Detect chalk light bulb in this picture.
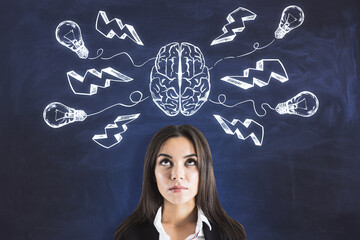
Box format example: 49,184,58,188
275,91,319,117
55,20,89,59
43,102,87,128
275,5,305,39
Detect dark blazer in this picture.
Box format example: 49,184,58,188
120,221,228,240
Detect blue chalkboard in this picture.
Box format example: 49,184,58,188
1,0,359,239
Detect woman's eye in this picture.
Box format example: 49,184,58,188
186,159,197,166
160,159,171,166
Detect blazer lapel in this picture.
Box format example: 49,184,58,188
203,223,225,240
141,222,159,240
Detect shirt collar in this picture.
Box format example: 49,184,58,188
153,206,212,235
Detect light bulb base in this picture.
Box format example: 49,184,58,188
75,45,89,59
275,28,287,39
275,102,288,114
74,110,87,122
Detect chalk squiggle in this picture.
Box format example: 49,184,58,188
88,48,105,60
209,94,275,117
88,48,155,67
209,39,275,70
87,91,149,117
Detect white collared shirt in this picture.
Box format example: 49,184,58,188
153,206,212,240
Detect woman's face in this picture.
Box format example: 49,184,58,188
154,136,199,206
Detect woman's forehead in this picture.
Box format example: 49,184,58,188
158,137,195,155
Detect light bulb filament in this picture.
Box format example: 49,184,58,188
63,30,75,42
288,98,307,111
55,110,66,121
285,14,297,26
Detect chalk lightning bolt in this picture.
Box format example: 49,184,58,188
67,67,133,96
95,10,144,46
211,7,257,46
214,114,264,146
221,59,289,90
92,113,140,149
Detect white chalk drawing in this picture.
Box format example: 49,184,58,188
209,94,275,118
66,67,133,96
55,20,89,59
89,48,156,67
43,102,87,128
86,91,149,117
92,113,141,149
43,91,148,129
150,42,210,116
45,6,319,147
210,91,319,118
95,11,144,46
209,40,275,70
275,91,319,117
275,5,305,39
213,114,264,146
221,59,288,90
211,7,257,46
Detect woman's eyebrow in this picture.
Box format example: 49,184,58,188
157,153,172,158
184,153,197,158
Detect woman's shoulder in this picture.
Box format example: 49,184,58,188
120,221,159,240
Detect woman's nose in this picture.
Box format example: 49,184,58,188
171,164,185,180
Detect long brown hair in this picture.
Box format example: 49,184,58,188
114,124,246,240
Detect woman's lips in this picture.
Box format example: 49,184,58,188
169,186,187,192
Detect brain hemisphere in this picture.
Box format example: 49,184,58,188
150,42,210,116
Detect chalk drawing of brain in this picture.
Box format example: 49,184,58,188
149,42,211,116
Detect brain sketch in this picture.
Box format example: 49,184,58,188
149,42,211,116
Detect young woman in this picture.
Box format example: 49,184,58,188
114,125,246,240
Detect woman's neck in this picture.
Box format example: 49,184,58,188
161,200,197,226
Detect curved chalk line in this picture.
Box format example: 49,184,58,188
209,39,275,70
88,48,156,67
209,94,275,117
87,91,149,117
